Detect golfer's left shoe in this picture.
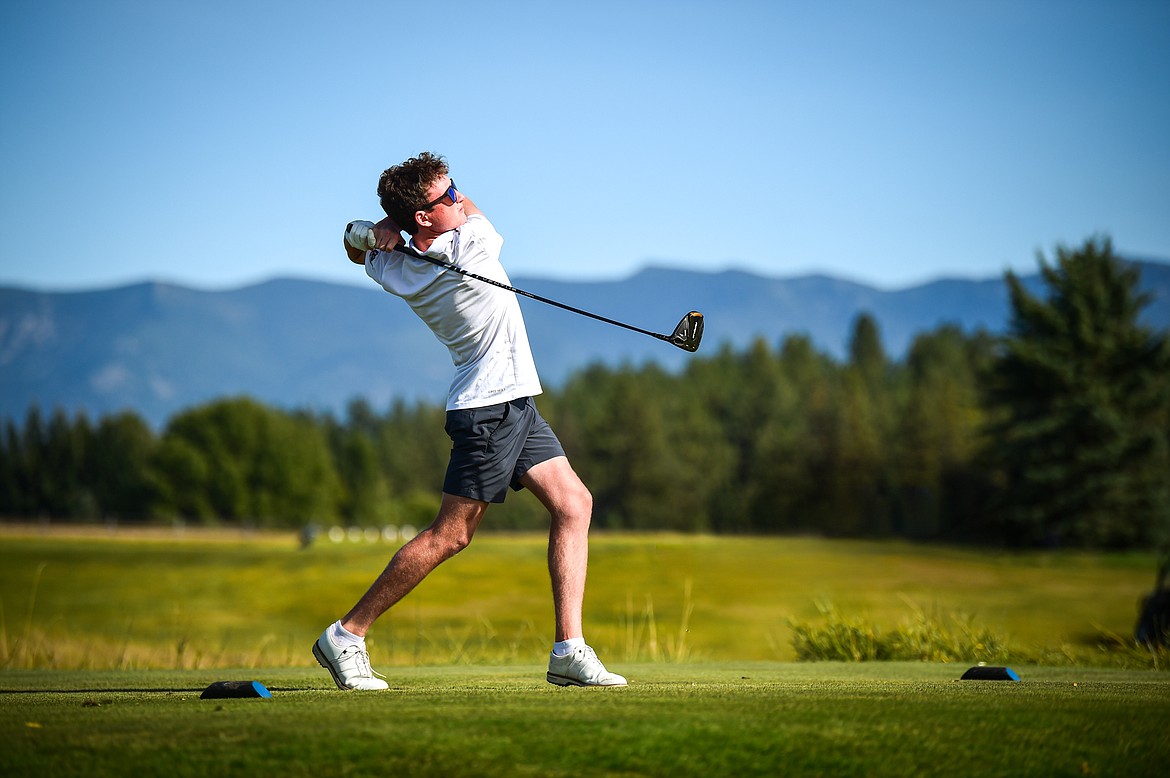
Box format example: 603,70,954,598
312,630,389,691
547,645,627,687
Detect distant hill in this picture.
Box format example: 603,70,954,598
2,259,1167,427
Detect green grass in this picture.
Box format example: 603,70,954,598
2,529,1167,774
0,527,1162,670
3,663,1168,776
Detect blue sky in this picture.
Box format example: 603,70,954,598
1,0,1167,292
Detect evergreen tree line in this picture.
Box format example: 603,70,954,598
2,239,1167,548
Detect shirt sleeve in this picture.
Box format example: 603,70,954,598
454,215,504,272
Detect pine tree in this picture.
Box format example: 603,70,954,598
830,313,894,535
898,326,993,539
89,411,156,521
987,238,1170,548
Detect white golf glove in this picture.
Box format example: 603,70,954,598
345,220,377,250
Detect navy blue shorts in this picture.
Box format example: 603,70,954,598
442,397,565,504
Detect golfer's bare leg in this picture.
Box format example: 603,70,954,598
520,456,592,641
341,493,488,636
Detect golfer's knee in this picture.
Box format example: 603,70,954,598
578,487,593,523
433,523,475,557
423,516,479,558
556,484,592,529
446,534,473,557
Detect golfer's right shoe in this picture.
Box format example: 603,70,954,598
312,630,389,691
547,645,628,687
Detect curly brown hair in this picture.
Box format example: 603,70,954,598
377,152,449,235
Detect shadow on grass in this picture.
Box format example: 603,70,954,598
0,687,205,694
0,686,315,694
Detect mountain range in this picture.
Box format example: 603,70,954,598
2,259,1168,427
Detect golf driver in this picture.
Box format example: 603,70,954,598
347,223,704,352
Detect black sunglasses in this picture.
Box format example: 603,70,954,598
420,180,457,211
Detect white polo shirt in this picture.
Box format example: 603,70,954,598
364,214,543,410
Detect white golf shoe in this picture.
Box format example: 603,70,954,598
312,630,389,691
547,645,627,687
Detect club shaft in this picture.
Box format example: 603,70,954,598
407,250,671,342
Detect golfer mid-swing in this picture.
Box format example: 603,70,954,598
313,151,626,690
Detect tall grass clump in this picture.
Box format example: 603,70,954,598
1080,625,1170,672
620,578,694,662
790,599,1009,664
789,599,1170,670
1,562,50,669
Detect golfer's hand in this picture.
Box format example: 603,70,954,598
371,217,404,251
345,220,377,251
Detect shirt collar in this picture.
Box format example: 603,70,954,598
407,228,455,259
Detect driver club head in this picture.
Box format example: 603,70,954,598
669,311,704,352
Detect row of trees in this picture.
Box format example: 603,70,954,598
2,239,1168,548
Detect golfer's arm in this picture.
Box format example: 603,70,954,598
344,240,367,265
461,195,483,218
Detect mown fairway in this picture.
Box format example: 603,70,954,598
2,529,1167,774
3,663,1168,776
0,527,1160,668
